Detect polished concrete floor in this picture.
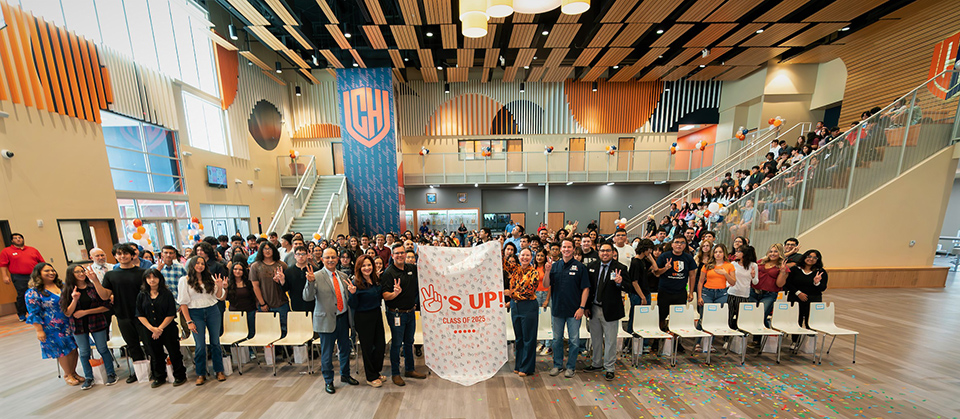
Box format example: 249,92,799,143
2,273,957,418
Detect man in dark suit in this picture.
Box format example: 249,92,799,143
304,248,358,394
583,242,627,381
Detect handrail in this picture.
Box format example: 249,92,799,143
314,176,348,240
266,155,317,234
624,122,810,234
714,69,959,250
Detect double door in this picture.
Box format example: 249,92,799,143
138,219,181,250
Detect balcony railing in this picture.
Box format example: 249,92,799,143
401,129,771,185
267,155,317,234
277,154,316,188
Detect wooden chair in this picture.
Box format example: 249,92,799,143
273,312,314,375
629,305,671,366
666,304,711,366
770,302,818,364
807,302,858,364
236,312,282,375
700,304,746,365
736,302,782,363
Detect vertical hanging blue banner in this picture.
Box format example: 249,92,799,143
336,68,400,235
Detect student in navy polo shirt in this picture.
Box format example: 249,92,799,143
653,236,697,353
544,238,589,378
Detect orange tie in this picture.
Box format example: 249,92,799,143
332,271,344,312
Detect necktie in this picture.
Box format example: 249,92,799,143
332,271,344,312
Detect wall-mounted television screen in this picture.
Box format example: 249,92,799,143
207,165,227,189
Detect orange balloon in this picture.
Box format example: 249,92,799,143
147,239,152,245
198,223,204,230
768,118,775,125
132,232,142,240
137,226,146,234
133,219,142,227
773,119,782,127
313,233,321,240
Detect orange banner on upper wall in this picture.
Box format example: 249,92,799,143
0,1,112,123
565,80,663,134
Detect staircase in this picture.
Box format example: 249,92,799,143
625,123,812,236
289,176,346,234
715,70,960,251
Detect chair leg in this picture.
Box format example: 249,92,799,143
57,360,62,378
705,337,711,365
852,335,857,364
776,335,782,364
827,335,837,354
811,335,817,364
672,336,678,367
740,336,746,365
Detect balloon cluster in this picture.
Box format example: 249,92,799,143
606,145,617,155
481,146,492,157
703,202,727,217
543,145,554,155
614,217,627,230
735,126,748,141
669,142,678,155
419,146,430,156
128,219,154,251
185,216,204,242
289,149,300,159
767,116,784,129
694,140,707,151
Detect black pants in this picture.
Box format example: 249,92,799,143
12,274,30,317
657,292,688,331
146,326,186,381
354,309,386,382
788,294,822,328
727,295,751,330
116,317,148,362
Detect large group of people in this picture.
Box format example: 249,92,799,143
3,209,828,392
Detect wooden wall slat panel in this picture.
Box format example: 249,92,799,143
14,6,44,110
68,32,93,121
38,21,63,114
0,3,23,104
47,24,76,118
28,13,55,111
3,2,30,107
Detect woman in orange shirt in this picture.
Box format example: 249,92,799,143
504,248,541,377
533,251,552,355
695,244,736,352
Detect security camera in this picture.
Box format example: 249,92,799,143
234,178,243,184
1,149,13,159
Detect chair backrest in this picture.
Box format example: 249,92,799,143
110,315,122,337
807,301,834,329
633,305,660,330
700,303,730,330
667,304,697,330
223,311,248,337
255,312,282,341
736,302,764,329
770,301,800,329
537,307,552,330
286,311,313,341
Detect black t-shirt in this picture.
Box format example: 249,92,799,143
656,252,697,294
380,263,419,310
135,289,178,327
786,253,804,265
581,249,599,266
284,265,316,312
102,266,145,319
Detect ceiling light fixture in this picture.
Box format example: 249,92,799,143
426,31,434,37
656,29,664,34
352,62,359,67
566,181,574,185
228,24,238,40
542,30,549,35
312,53,319,66
459,0,590,38
699,64,705,68
295,86,301,96
444,83,450,93
437,65,443,70
404,57,409,61
606,182,615,186
592,81,598,92
756,29,764,34
275,61,282,73
613,65,619,69
524,65,529,69
474,183,479,187
518,183,524,187
519,82,525,92
840,26,850,31
344,32,352,38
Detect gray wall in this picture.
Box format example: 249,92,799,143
940,178,960,238
405,184,670,230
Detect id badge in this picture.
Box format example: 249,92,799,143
394,316,401,327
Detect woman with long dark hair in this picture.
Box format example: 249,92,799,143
505,248,540,377
25,263,80,386
347,255,387,387
784,249,827,328
338,250,355,278
178,256,227,385
61,263,116,389
727,245,759,330
225,260,256,341
137,269,187,387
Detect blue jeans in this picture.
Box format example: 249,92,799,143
269,303,290,338
74,329,116,381
189,305,223,376
551,316,581,370
511,300,538,374
386,310,416,375
751,289,778,327
318,313,351,384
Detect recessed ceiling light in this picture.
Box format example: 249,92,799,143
566,181,574,185
404,57,409,61
658,55,663,58
518,183,524,187
437,66,442,70
840,27,850,31
613,65,619,69
756,29,764,34
426,32,433,37
606,182,615,186
542,30,549,35
533,56,538,60
524,65,529,69
474,183,479,187
344,32,352,38
699,64,705,68
656,29,664,34
352,62,358,67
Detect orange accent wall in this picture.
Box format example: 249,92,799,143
673,125,717,170
0,1,111,123
214,42,239,110
292,123,342,139
565,80,663,134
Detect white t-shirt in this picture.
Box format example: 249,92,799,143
177,276,223,309
729,262,759,298
614,243,636,267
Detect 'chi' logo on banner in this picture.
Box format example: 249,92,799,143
343,87,391,148
928,31,960,100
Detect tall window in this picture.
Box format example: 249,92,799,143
17,0,219,97
117,198,192,250
458,140,507,160
103,112,184,193
183,93,229,155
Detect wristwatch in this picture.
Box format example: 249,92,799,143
579,306,586,310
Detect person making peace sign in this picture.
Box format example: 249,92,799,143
379,243,427,386
304,248,358,394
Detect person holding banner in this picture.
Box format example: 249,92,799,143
304,248,359,394
504,248,541,377
347,255,387,387
380,244,428,386
545,239,590,378
584,243,628,380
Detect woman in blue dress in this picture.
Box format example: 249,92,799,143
25,262,80,386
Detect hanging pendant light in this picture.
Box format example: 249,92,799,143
486,0,514,18
460,0,488,38
560,0,590,15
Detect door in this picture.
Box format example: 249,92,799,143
145,219,179,250
568,138,585,172
332,142,345,175
617,137,634,171
88,220,117,264
506,139,522,172
599,211,621,235
510,212,526,230
548,212,564,233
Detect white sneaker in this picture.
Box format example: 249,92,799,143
549,367,562,376
564,369,575,378
539,347,551,355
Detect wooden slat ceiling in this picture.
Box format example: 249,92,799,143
781,44,842,64
715,66,762,81
220,0,916,84
447,67,469,82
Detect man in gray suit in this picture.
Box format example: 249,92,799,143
304,248,358,394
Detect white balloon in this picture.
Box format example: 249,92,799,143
708,202,719,213
719,207,728,215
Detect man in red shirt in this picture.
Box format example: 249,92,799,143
0,233,46,321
